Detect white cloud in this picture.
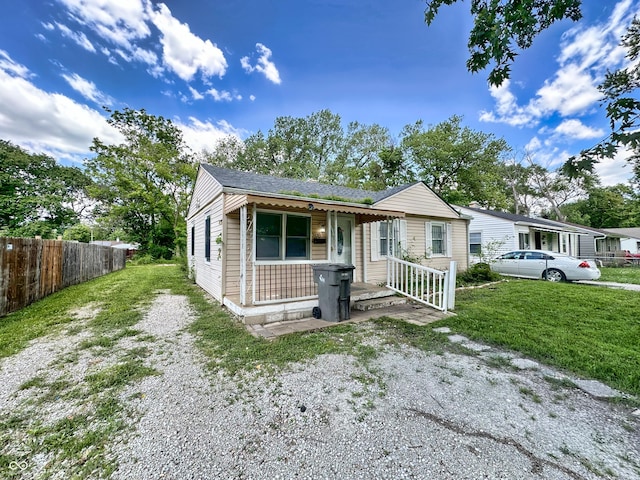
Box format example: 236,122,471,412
0,52,121,163
56,23,96,52
175,117,245,153
57,0,151,48
0,50,33,78
189,86,204,100
241,43,281,84
249,94,256,101
206,88,232,102
595,146,634,186
62,72,113,106
552,119,605,140
148,3,227,82
479,80,537,127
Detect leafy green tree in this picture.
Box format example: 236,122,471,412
327,121,394,188
62,224,92,243
86,108,197,258
400,115,510,206
0,140,91,237
560,184,639,227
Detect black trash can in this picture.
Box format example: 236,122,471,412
312,263,355,322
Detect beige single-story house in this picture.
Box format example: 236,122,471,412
187,165,469,324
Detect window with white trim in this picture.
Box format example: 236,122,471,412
370,219,407,261
425,221,452,257
256,211,310,260
469,232,482,255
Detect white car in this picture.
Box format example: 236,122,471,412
491,250,601,282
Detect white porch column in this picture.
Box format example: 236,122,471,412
240,204,247,306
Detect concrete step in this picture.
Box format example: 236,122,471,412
352,296,407,311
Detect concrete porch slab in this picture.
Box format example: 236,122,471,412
246,302,452,338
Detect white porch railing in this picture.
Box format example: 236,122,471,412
386,257,457,312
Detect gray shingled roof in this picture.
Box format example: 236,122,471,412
201,164,419,204
463,206,578,230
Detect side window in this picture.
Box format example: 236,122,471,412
431,222,446,255
204,215,211,262
190,225,195,256
469,232,481,255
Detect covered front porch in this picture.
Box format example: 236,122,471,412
222,192,404,323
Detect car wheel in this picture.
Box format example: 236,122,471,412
543,268,565,282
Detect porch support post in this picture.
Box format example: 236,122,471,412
240,204,247,306
446,260,457,311
326,210,331,261
386,216,391,285
252,203,257,305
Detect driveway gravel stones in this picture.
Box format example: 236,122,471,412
2,292,639,479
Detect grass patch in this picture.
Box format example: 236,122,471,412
599,266,640,284
438,280,640,396
0,265,185,359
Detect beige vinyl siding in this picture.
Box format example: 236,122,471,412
187,167,223,219
365,215,468,284
224,194,247,214
311,212,329,260
224,210,243,298
354,224,363,282
375,183,458,219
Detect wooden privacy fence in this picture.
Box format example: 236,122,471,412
0,237,127,317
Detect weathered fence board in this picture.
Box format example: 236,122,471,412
0,237,126,317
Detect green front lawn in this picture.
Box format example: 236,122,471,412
599,266,640,284
2,265,638,398
443,280,640,396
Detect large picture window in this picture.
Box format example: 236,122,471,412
256,212,310,261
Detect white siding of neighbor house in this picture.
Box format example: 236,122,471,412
458,208,516,261
621,237,640,254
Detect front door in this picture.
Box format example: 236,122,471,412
334,216,354,265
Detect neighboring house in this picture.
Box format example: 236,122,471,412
90,240,139,259
457,206,591,261
546,221,623,259
604,228,640,254
186,165,469,324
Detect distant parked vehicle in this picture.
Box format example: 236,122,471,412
491,250,601,282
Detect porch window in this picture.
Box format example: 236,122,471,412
518,232,530,249
469,232,482,255
371,220,406,260
205,215,211,262
256,212,310,261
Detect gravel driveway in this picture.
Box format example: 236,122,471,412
2,292,639,479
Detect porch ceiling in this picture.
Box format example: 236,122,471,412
223,193,404,222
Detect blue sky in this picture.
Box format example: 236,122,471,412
0,0,638,186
